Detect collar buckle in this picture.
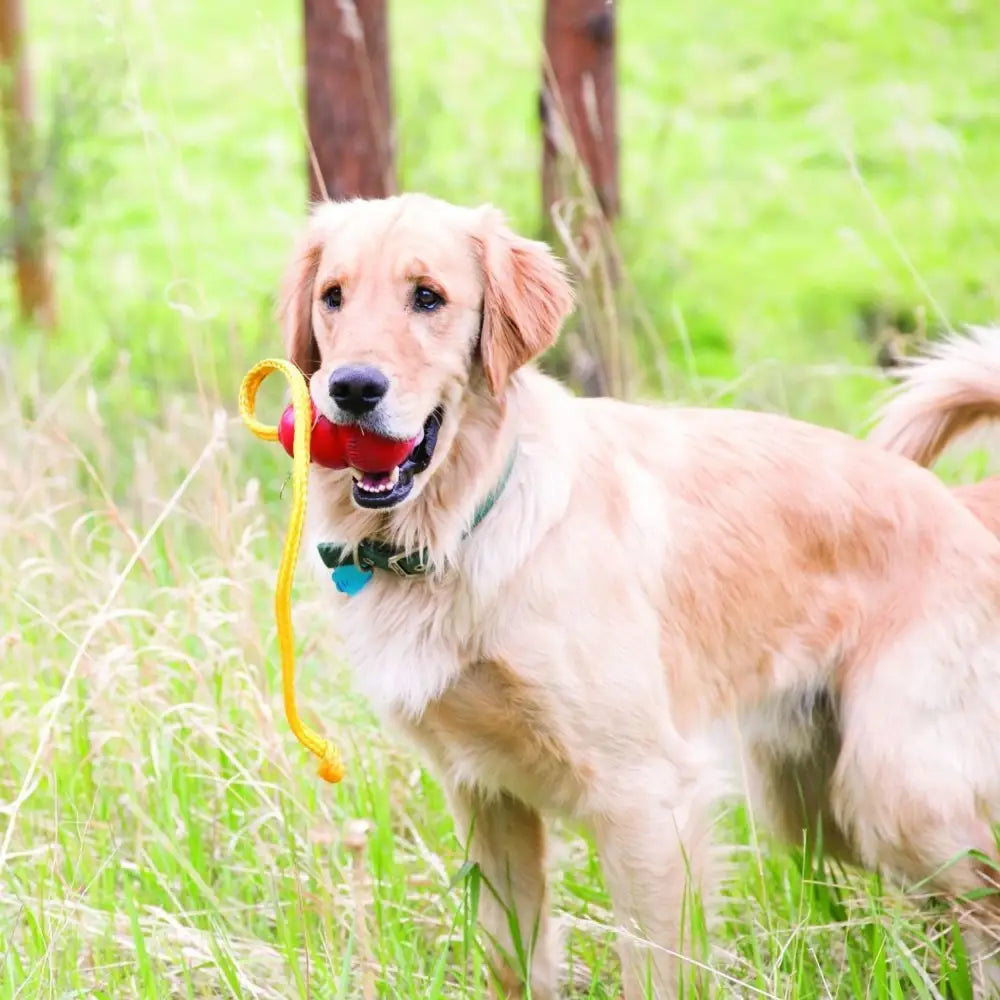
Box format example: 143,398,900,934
386,551,428,576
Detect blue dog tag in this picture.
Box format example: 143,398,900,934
332,564,373,596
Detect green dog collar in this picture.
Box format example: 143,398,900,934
316,443,518,581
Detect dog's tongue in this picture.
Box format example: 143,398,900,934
341,425,421,473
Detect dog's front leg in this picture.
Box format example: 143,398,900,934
447,786,558,999
593,771,717,1000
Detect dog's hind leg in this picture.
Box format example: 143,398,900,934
834,751,1000,996
830,625,1000,994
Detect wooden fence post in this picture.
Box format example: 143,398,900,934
0,0,56,328
541,0,619,220
303,0,395,202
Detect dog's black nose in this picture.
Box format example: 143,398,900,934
328,364,390,416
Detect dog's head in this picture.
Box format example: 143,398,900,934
279,194,574,510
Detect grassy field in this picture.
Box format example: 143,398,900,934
4,0,1000,996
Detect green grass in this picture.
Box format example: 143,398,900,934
3,0,1000,995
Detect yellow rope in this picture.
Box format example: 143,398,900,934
238,360,344,784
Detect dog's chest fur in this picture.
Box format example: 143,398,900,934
334,572,472,718
403,659,589,812
331,558,594,812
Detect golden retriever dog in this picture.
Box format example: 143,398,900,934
279,194,1000,998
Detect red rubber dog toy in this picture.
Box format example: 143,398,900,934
277,402,419,472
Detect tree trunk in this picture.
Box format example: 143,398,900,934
303,0,395,202
0,0,56,328
541,0,619,220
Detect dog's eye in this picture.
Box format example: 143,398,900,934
320,285,342,311
413,285,444,312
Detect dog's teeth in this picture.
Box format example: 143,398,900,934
356,477,392,493
389,466,400,485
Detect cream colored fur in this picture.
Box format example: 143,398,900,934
870,326,1000,539
280,195,1000,998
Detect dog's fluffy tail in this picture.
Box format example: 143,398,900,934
868,327,1000,468
869,327,1000,537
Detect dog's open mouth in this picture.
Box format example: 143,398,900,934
351,407,443,509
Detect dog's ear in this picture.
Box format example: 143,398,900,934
278,217,324,376
472,207,574,396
